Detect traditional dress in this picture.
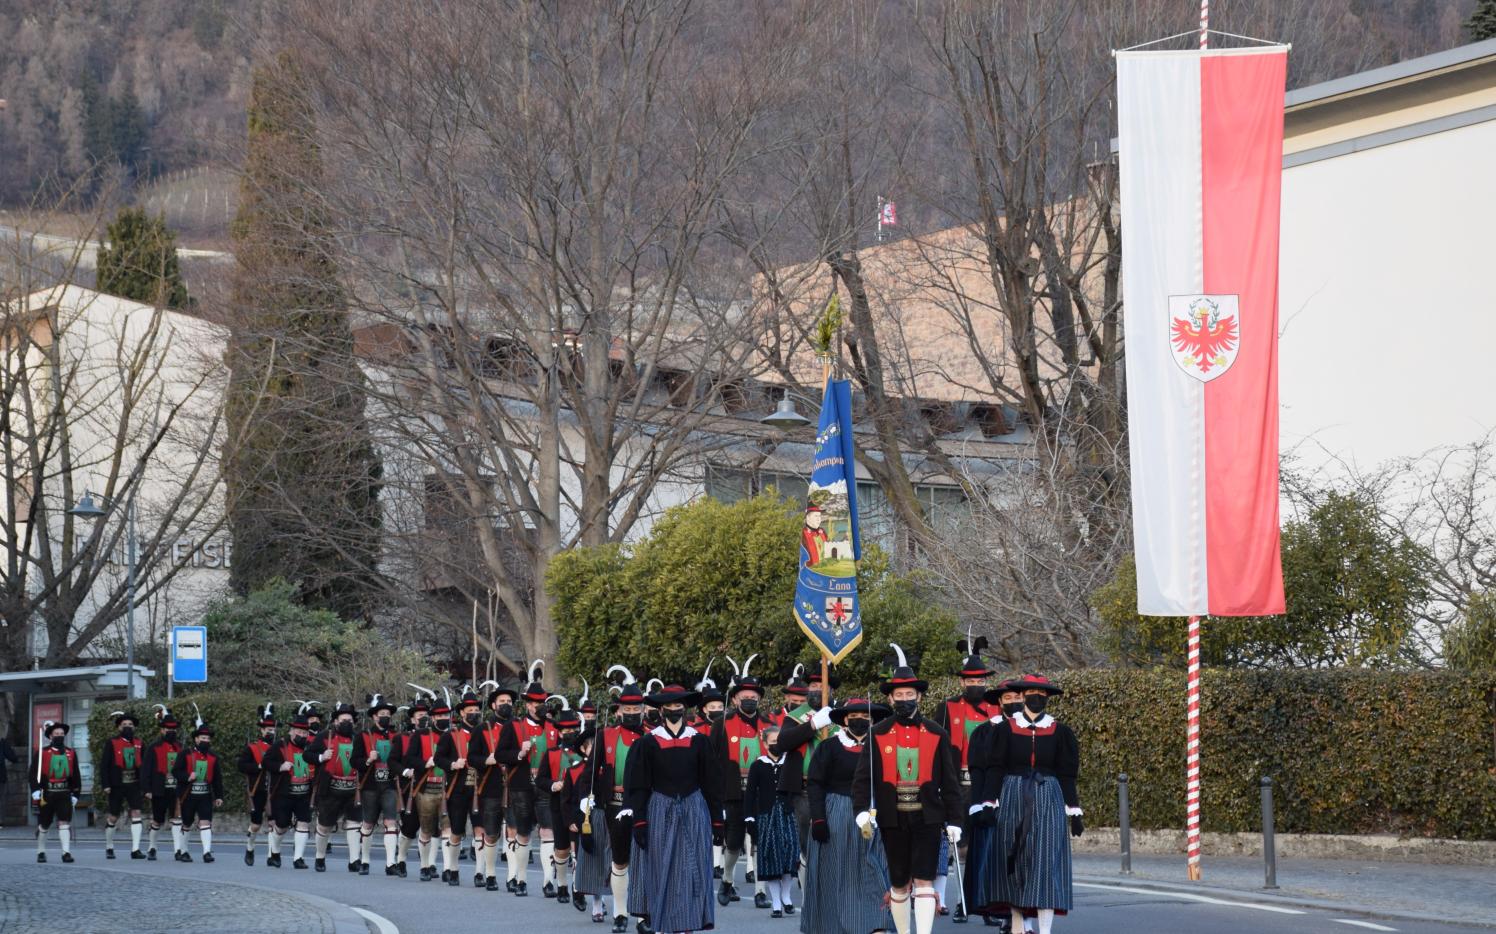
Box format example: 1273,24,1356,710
173,725,224,862
933,648,996,921
623,684,724,934
594,679,648,933
497,673,563,897
708,672,767,907
434,693,485,886
358,695,403,877
403,704,450,880
100,713,145,860
305,704,365,873
31,723,80,863
803,704,894,934
238,705,276,865
966,682,1021,926
744,753,799,915
142,713,185,860
263,719,318,869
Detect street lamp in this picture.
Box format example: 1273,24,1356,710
760,397,812,430
68,491,138,700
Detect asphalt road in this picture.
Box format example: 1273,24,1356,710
0,839,1487,934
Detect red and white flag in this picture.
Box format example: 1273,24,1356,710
879,200,897,226
1118,48,1287,617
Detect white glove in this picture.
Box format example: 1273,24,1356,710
967,803,985,816
1065,806,1084,817
946,824,962,845
615,808,633,822
810,706,835,730
72,796,79,807
855,810,874,831
401,768,414,779
32,790,42,801
744,816,755,823
580,796,594,817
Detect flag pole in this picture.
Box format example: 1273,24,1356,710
1186,614,1202,880
1200,0,1209,50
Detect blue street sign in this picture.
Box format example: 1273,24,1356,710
171,626,207,683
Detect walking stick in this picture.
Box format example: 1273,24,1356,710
950,830,969,918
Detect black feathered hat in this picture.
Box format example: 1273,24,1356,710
879,643,928,695
957,629,996,678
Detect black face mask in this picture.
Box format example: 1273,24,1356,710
120,726,135,739
963,685,986,704
291,735,308,748
662,708,684,725
308,722,323,734
415,717,430,730
1002,701,1025,717
50,736,65,749
262,731,276,742
1024,694,1049,716
336,721,354,737
495,704,513,720
163,730,178,743
196,741,211,753
844,719,870,737
621,712,644,730
434,719,451,731
892,699,920,721
738,698,759,716
707,709,724,723
562,730,579,746
376,716,392,730
644,710,662,727
464,713,480,727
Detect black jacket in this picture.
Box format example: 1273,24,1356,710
806,734,862,824
851,716,961,828
742,756,788,821
975,714,1079,809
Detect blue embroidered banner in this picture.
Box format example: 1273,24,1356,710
793,378,862,663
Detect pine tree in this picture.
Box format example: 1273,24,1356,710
224,52,383,621
1469,0,1496,41
96,207,189,308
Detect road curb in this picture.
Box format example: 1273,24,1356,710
1075,873,1496,929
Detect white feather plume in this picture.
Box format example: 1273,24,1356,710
606,664,636,685
644,678,663,696
547,694,570,710
725,656,740,677
890,642,909,669
790,663,805,682
406,682,436,701
192,702,203,729
479,680,499,691
580,678,590,705
152,703,167,718
742,653,759,678
528,659,544,683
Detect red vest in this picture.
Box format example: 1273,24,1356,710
152,741,182,788
39,747,77,791
181,750,217,793
514,718,559,771
877,721,943,788
721,715,762,780
323,735,358,782
109,736,144,776
602,726,642,794
942,698,990,769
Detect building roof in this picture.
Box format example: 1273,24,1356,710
0,663,155,695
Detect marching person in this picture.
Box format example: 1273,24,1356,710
404,692,451,881
692,663,726,880
968,678,1024,929
933,636,996,922
31,720,80,863
99,709,146,860
264,711,318,869
744,723,799,918
623,682,724,934
173,720,224,863
596,667,648,934
978,675,1081,934
483,681,519,874
498,664,563,898
853,644,963,934
538,704,585,906
465,685,507,892
802,699,894,934
561,722,600,914
238,703,277,865
771,666,836,857
304,702,363,872
709,654,766,908
359,694,403,877
392,692,430,876
143,706,185,861
435,689,484,887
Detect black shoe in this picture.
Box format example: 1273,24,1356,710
396,861,407,878
746,869,756,884
386,865,398,876
754,892,771,909
106,848,116,859
447,869,460,886
507,878,518,893
418,866,431,881
543,882,557,898
244,849,254,866
713,865,723,879
130,849,145,860
315,858,327,872
348,859,362,872
202,852,215,863
939,905,950,915
487,876,499,891
717,882,732,906
557,885,570,904
147,848,157,861
36,853,46,863
573,889,587,911
784,905,796,915
179,851,193,863
294,858,308,869
953,903,968,923
358,861,369,875
982,913,1005,927
728,883,741,902
267,853,282,868
635,920,652,934
515,881,528,897
771,910,783,919
474,873,485,887
612,917,628,934
61,852,74,863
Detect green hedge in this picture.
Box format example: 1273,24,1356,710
87,692,269,810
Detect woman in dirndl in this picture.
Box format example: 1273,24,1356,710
623,683,723,933
566,726,614,922
967,678,1026,926
978,674,1081,934
744,724,800,917
801,699,895,934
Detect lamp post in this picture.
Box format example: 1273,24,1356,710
68,490,138,700
759,395,813,430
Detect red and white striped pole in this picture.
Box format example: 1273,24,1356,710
1186,614,1203,880
1199,0,1209,49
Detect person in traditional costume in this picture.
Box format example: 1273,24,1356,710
173,718,224,862
932,634,995,922
538,702,584,905
498,662,563,896
142,706,185,861
854,644,963,934
402,690,450,880
434,689,484,886
691,661,726,880
709,654,767,908
802,699,893,934
977,674,1081,934
394,689,434,876
480,681,519,872
31,720,80,863
624,682,724,934
237,703,277,865
263,710,318,869
596,666,649,934
100,709,146,860
745,723,800,918
305,702,364,873
967,679,1024,929
357,694,403,877
771,665,836,856
567,723,612,921
455,683,505,891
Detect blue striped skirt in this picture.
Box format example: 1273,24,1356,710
800,792,895,934
984,772,1072,912
631,791,715,931
754,797,800,878
574,811,612,895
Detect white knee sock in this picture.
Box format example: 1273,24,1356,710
610,866,629,915
170,820,184,853
200,827,212,853
384,831,397,866
268,828,282,855
913,886,938,934
315,829,331,859
361,829,375,866
769,877,784,911
106,822,117,850
345,825,361,863
781,872,794,906
398,833,412,861
148,825,159,852
246,825,258,852
486,838,501,879
443,839,458,872
59,826,72,854
36,827,47,853
723,847,740,882
890,889,911,934
713,843,722,870
507,840,524,882
131,819,142,851
591,894,605,914
294,829,308,861
540,840,556,885
1037,908,1055,934
419,837,433,868
1011,909,1026,931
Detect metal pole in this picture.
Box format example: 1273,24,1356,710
1260,776,1278,889
1185,614,1202,880
125,493,137,701
1118,772,1132,875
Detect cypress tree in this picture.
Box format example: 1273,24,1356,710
224,52,383,620
96,207,189,308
